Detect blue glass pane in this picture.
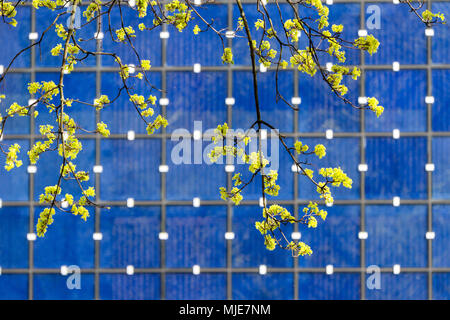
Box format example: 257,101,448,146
232,4,292,66
0,140,29,201
366,138,427,199
167,5,228,66
0,7,30,68
0,275,28,300
101,72,161,133
232,205,294,268
166,144,225,201
432,70,450,131
35,72,96,130
298,206,360,268
0,73,31,134
233,71,294,132
366,205,427,267
166,274,226,300
365,3,426,65
101,139,161,201
34,274,94,300
298,138,360,200
34,140,95,201
166,206,226,268
101,206,160,268
299,273,360,300
232,273,293,300
433,138,450,199
101,6,161,67
431,3,450,64
298,4,360,66
0,207,28,268
299,73,359,133
433,273,450,300
35,6,97,67
100,274,160,300
433,205,450,268
365,70,427,132
34,208,94,268
366,273,427,300
166,71,227,132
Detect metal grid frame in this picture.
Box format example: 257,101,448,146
0,0,449,300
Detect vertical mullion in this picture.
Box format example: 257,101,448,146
359,0,367,301
226,1,234,301
426,0,433,301
28,5,37,301
160,22,168,301
94,13,103,301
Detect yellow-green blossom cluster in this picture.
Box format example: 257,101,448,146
368,97,384,117
4,143,22,171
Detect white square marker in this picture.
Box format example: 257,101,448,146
326,264,334,275
259,197,266,208
358,96,368,105
0,267,2,275
61,199,69,209
425,96,435,104
225,164,235,173
326,202,333,207
393,0,400,4
393,264,401,275
358,29,368,37
392,61,400,72
93,232,103,241
27,233,37,241
260,129,267,140
291,164,300,173
325,129,333,140
28,99,37,106
358,164,368,172
225,31,236,39
94,32,104,40
194,0,202,5
60,265,69,276
291,232,301,240
93,165,103,174
126,265,135,275
259,63,267,73
291,97,302,105
160,31,170,39
193,63,201,73
259,265,267,275
127,64,136,74
393,196,401,207
159,232,169,240
358,231,368,240
260,0,267,5
127,130,135,141
193,130,202,140
29,32,39,40
326,0,333,5
225,97,235,106
126,198,135,208
425,163,435,172
159,98,169,106
326,62,333,72
225,232,235,240
393,129,400,139
425,231,435,240
159,165,169,173
192,265,201,275
193,197,201,207
425,28,434,37
0,199,2,208
128,0,136,7
0,65,4,74
27,165,37,174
